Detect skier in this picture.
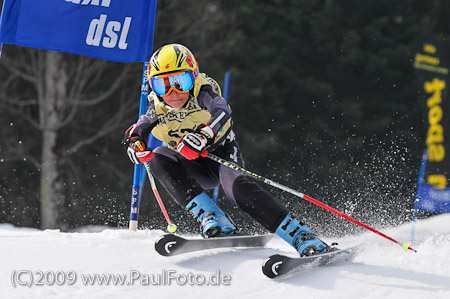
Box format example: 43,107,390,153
122,44,327,256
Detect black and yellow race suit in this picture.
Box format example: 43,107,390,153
134,73,233,150
131,73,289,233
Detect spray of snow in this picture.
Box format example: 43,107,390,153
1,214,449,299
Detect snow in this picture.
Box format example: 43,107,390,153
1,215,450,299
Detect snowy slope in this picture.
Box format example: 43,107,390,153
1,215,450,299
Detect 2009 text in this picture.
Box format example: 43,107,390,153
11,269,232,287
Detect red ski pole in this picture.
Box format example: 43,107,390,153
134,140,177,233
202,151,417,253
143,161,177,233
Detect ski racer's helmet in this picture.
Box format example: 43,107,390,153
147,44,199,97
148,44,198,78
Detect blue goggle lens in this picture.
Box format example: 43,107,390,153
151,71,194,96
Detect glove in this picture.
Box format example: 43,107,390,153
177,124,214,160
126,137,153,164
122,124,153,164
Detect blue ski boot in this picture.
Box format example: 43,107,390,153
186,192,237,238
276,214,328,256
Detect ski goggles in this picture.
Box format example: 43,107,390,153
150,70,196,97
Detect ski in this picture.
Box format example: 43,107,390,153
155,233,275,256
262,246,359,278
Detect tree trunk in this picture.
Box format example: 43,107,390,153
39,51,67,229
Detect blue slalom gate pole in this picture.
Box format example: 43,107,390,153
223,71,231,101
129,62,164,230
410,149,428,243
213,72,230,204
129,63,150,230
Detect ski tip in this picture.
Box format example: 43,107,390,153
262,255,285,279
154,234,181,256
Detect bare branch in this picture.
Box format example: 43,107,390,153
2,71,19,87
0,135,41,170
64,100,132,155
1,53,36,83
53,98,79,130
4,97,38,106
22,154,41,170
67,56,90,100
99,160,130,181
73,64,132,106
63,156,84,190
0,102,42,130
68,58,106,101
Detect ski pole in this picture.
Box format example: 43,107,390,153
142,161,177,233
202,151,417,253
134,140,176,232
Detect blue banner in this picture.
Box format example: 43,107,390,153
416,183,450,213
413,31,450,214
0,0,157,62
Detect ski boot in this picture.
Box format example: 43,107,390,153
275,213,328,256
186,192,237,238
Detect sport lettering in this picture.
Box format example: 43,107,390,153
426,124,443,145
65,0,112,7
428,174,447,188
415,53,440,66
424,78,446,163
86,15,131,50
428,105,443,125
65,0,131,50
424,78,445,107
424,77,447,187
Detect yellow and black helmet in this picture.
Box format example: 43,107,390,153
148,44,199,79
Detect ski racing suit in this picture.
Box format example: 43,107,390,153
130,73,289,232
